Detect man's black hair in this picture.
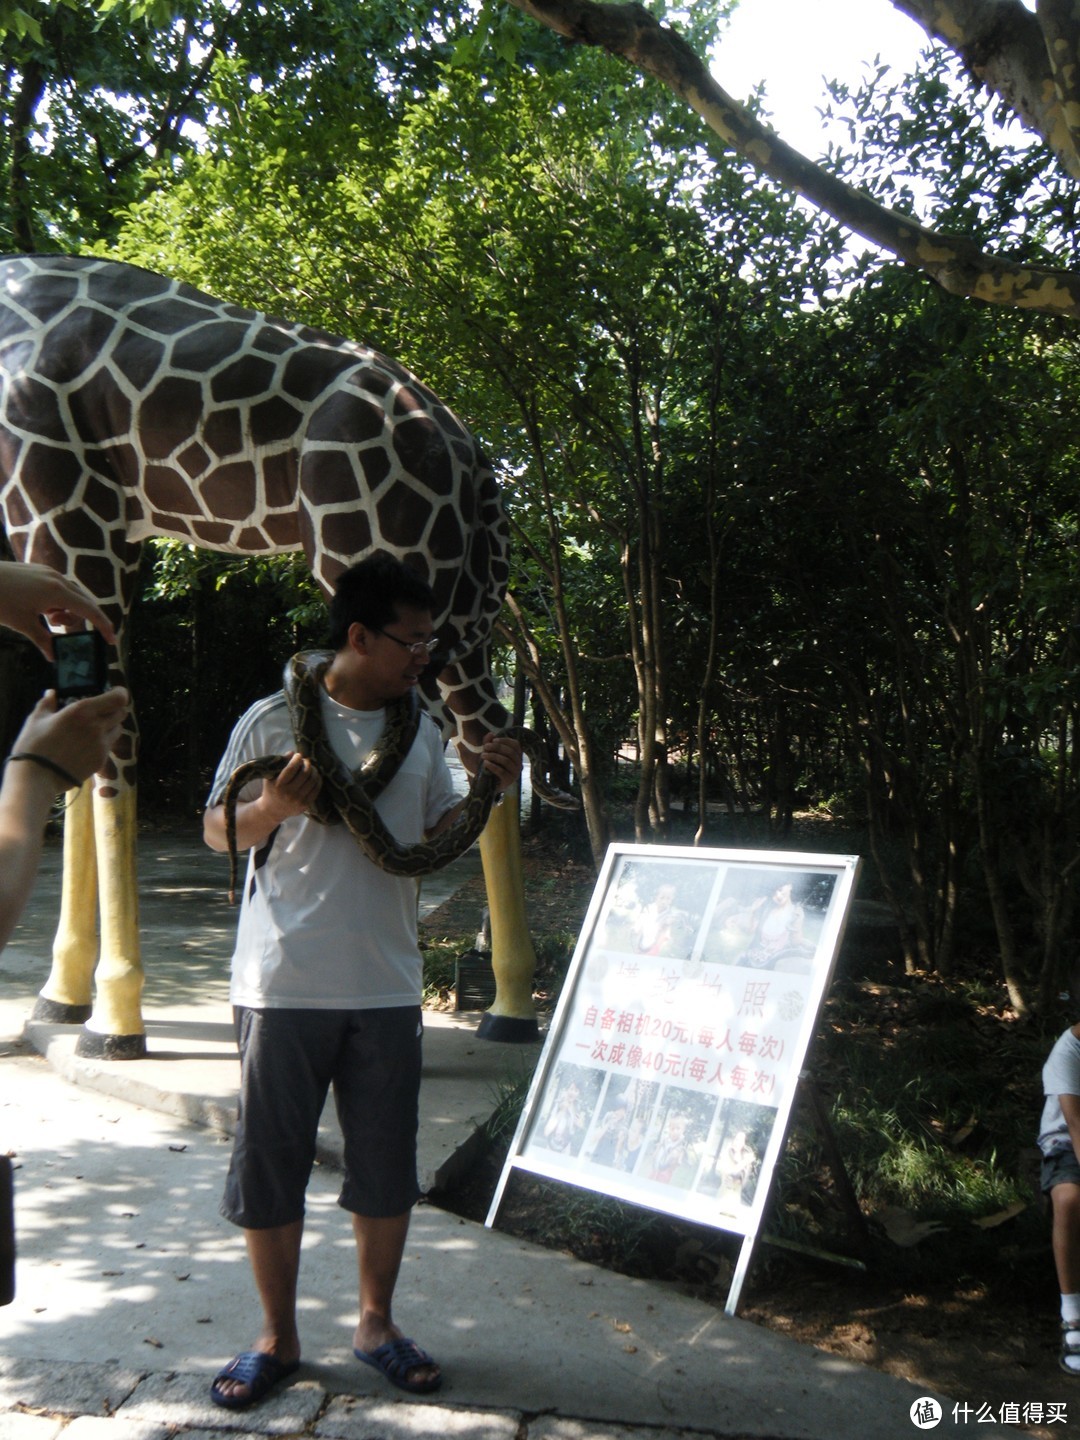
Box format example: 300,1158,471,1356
326,553,436,649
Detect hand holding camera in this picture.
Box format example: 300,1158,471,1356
0,563,128,955
0,566,126,789
10,686,130,793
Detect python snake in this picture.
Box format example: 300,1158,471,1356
221,651,572,902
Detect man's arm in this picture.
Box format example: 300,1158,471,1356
428,733,523,838
203,752,323,853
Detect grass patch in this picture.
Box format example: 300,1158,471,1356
420,935,461,1005
421,925,578,1012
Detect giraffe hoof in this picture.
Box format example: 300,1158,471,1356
475,1013,539,1044
31,997,92,1025
74,1029,148,1061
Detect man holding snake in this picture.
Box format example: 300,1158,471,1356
202,552,522,1410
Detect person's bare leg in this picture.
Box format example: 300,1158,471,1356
215,1220,304,1403
1052,1183,1080,1375
352,1210,440,1387
1053,1184,1080,1293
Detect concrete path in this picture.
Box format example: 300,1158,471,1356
0,830,1020,1437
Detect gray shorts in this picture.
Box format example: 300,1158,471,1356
1042,1147,1080,1193
222,1005,423,1229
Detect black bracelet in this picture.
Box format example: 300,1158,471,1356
5,752,81,791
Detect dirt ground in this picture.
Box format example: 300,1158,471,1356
420,833,1079,1439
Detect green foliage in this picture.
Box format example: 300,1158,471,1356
0,0,215,250
480,1067,532,1147
0,0,53,42
527,1179,667,1267
824,47,1080,267
0,0,475,253
129,541,324,810
452,0,580,73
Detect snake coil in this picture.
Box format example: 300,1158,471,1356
221,651,572,902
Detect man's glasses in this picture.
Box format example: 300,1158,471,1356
372,628,440,659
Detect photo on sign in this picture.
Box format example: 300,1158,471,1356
636,1084,718,1190
692,1097,774,1216
580,1075,659,1175
594,855,718,961
698,866,838,974
529,1061,605,1160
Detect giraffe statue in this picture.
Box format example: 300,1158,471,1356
0,252,557,1058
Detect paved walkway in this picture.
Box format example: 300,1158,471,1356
0,829,1025,1437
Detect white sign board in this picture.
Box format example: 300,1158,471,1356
486,843,861,1313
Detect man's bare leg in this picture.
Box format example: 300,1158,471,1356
214,1220,304,1404
351,1210,440,1388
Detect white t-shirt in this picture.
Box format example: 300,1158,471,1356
208,687,459,1010
1039,1025,1080,1156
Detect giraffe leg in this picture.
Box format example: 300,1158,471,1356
32,782,97,1023
76,782,145,1059
476,787,539,1043
427,650,542,1043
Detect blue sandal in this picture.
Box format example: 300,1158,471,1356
210,1350,300,1409
354,1336,442,1394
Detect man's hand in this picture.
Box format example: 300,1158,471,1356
421,733,525,841
481,733,523,793
204,754,323,855
0,561,116,660
256,752,323,824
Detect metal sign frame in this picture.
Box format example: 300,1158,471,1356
485,842,861,1314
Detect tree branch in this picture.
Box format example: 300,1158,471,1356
507,0,1080,318
892,0,1078,174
